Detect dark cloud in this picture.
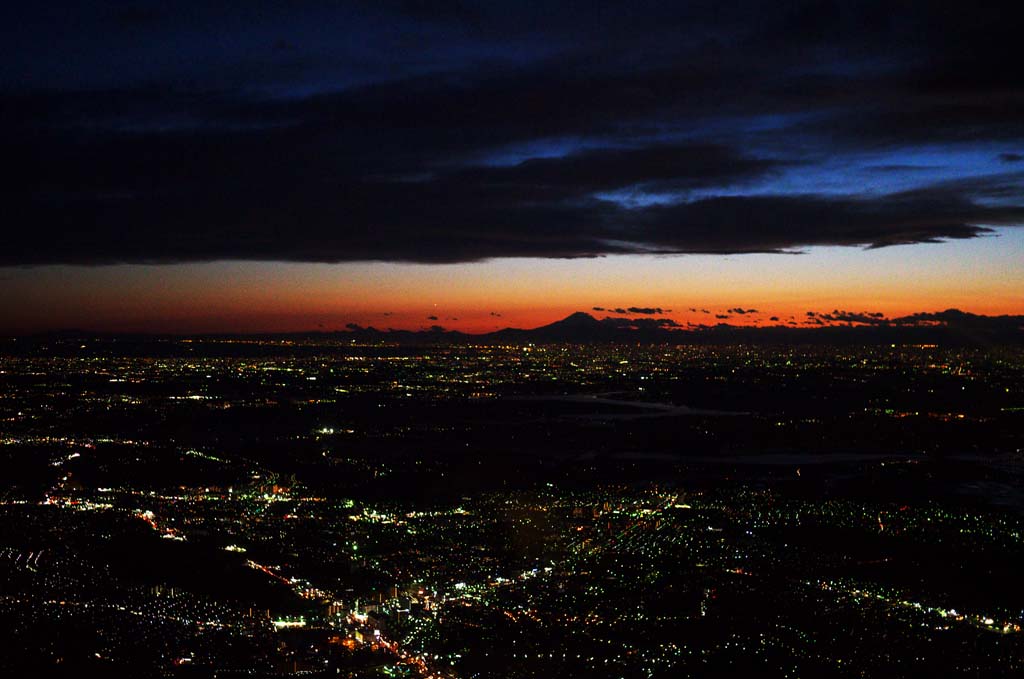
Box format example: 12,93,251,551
601,317,680,330
105,6,164,28
454,144,782,198
716,314,731,320
592,307,605,311
625,184,1024,254
2,2,1023,265
889,309,1024,331
769,316,779,321
867,165,942,173
8,157,1019,264
637,318,679,329
427,315,438,320
798,309,987,327
728,308,758,314
810,310,890,325
626,307,664,315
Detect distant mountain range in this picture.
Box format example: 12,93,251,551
8,310,1024,348
337,310,1023,346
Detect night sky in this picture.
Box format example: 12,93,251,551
2,1,1022,333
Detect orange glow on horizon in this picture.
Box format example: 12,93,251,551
2,232,1022,335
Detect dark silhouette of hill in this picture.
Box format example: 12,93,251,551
6,310,1022,353
488,311,613,343
336,309,1023,346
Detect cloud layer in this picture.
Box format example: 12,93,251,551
2,1,1023,264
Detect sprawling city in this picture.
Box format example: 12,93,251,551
4,1,1024,676
2,333,1022,676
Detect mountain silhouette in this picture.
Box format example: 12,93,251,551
15,310,1024,349
488,311,613,343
